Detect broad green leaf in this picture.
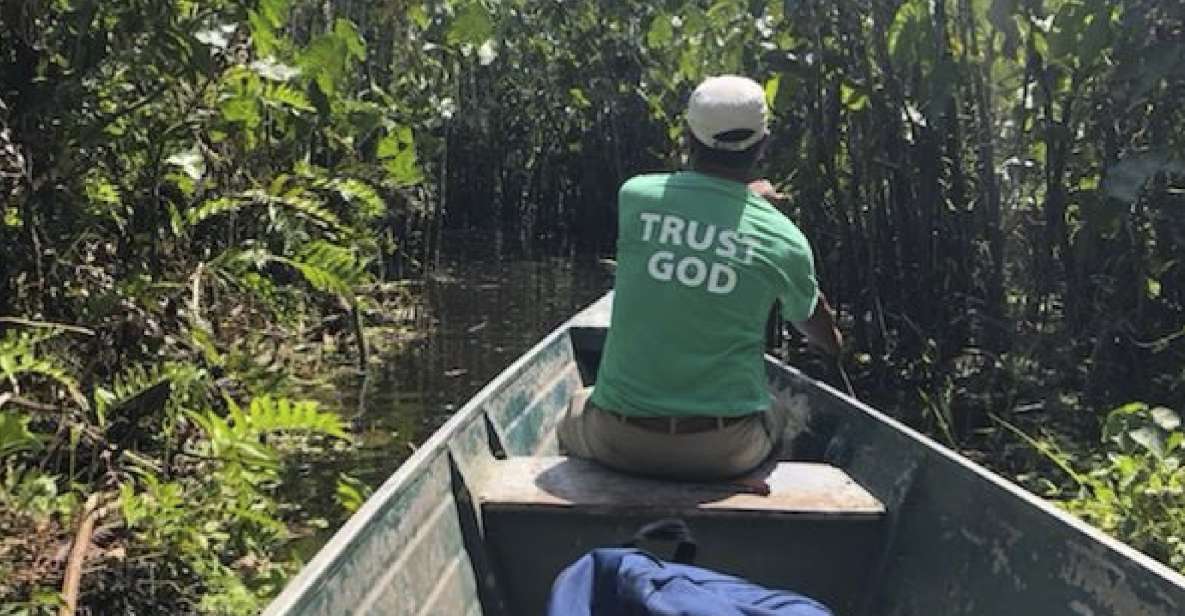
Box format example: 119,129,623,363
166,147,206,181
1129,426,1164,458
448,1,494,46
763,75,780,109
1167,432,1184,454
647,13,674,49
678,48,699,82
220,96,261,129
301,35,347,97
1031,28,1049,60
250,58,301,82
887,0,931,67
378,126,423,186
195,25,235,50
477,39,498,66
769,73,798,113
841,82,869,111
0,412,41,457
1147,278,1162,299
334,19,367,61
707,0,741,29
264,84,315,112
682,7,708,36
189,325,225,367
85,172,123,208
409,4,431,29
1152,407,1181,432
569,88,592,110
260,0,292,28
988,0,1023,59
248,10,280,56
384,150,422,186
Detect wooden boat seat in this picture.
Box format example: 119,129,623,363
478,456,884,519
476,456,886,614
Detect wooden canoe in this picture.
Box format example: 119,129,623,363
264,292,1185,616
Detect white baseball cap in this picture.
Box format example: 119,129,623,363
686,75,769,152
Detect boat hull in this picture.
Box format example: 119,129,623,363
265,292,1185,616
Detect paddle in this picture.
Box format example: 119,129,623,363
834,352,857,399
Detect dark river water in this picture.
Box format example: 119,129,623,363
356,254,610,482
301,246,613,508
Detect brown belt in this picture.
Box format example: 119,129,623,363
602,409,755,435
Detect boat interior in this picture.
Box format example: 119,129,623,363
267,295,1185,616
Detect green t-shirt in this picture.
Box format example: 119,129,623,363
590,171,818,417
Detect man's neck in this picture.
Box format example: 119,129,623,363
690,163,753,185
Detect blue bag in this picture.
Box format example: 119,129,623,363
546,520,833,616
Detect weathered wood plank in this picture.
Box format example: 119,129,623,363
480,456,883,518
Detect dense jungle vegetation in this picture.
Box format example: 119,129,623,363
2,0,1183,612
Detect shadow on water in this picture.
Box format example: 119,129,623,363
284,239,612,557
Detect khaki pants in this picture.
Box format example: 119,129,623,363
557,387,788,481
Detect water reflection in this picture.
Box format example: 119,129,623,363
338,251,612,487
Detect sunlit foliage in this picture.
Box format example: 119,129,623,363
2,0,1184,612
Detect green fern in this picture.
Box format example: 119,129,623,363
183,189,344,233
185,196,240,227
243,395,347,438
0,412,42,457
188,395,346,470
210,242,367,310
0,330,84,407
93,362,205,429
262,83,315,113
94,364,167,426
320,178,386,221
334,473,372,514
247,188,344,231
281,240,369,299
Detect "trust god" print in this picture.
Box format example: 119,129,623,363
638,212,757,295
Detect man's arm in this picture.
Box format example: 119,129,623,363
791,292,842,356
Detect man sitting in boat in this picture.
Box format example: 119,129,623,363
559,75,842,480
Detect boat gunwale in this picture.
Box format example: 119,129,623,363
765,356,1185,589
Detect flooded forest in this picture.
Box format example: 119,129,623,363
2,0,1183,613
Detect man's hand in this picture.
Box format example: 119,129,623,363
812,323,844,357
791,293,843,357
748,178,790,209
